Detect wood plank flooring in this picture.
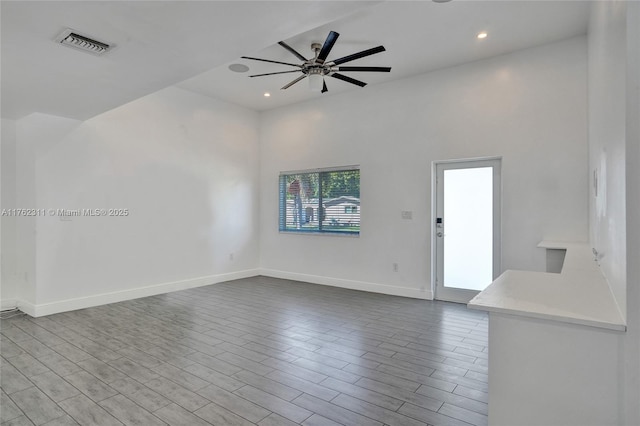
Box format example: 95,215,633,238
0,276,488,426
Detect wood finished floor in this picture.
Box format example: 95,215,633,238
0,276,488,426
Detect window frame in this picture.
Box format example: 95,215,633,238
278,165,360,236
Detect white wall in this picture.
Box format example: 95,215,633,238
13,113,82,312
588,0,628,318
259,36,588,299
0,118,18,308
12,87,260,315
588,2,640,424
624,1,639,424
1,118,18,308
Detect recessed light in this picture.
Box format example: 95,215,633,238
264,92,271,97
229,63,250,73
477,32,488,40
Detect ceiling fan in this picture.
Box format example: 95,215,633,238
241,31,391,93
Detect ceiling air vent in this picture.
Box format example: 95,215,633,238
55,29,111,55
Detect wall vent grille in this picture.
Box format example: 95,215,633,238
56,29,111,55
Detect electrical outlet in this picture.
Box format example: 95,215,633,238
393,263,399,272
401,210,413,220
229,253,234,261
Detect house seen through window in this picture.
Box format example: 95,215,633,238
279,167,360,235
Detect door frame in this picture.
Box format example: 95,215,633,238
431,157,502,303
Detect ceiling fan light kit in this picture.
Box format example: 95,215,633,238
241,31,391,94
308,70,324,92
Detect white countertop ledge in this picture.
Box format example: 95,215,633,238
468,241,626,332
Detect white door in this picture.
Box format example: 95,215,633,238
434,158,501,303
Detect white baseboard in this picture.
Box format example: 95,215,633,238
23,269,260,317
259,268,433,300
8,268,432,318
1,299,17,311
16,300,36,317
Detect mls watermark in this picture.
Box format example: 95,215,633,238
1,208,129,217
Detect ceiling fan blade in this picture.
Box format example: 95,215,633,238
330,73,367,87
278,41,308,62
249,70,302,78
281,75,307,90
330,46,386,66
321,80,328,93
336,66,391,72
316,31,340,64
241,56,301,68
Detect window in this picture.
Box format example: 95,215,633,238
279,167,360,235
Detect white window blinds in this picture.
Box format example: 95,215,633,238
279,167,360,235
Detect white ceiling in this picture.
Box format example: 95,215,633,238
0,1,375,120
178,1,591,111
1,1,590,120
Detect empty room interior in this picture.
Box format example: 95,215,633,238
1,1,639,425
